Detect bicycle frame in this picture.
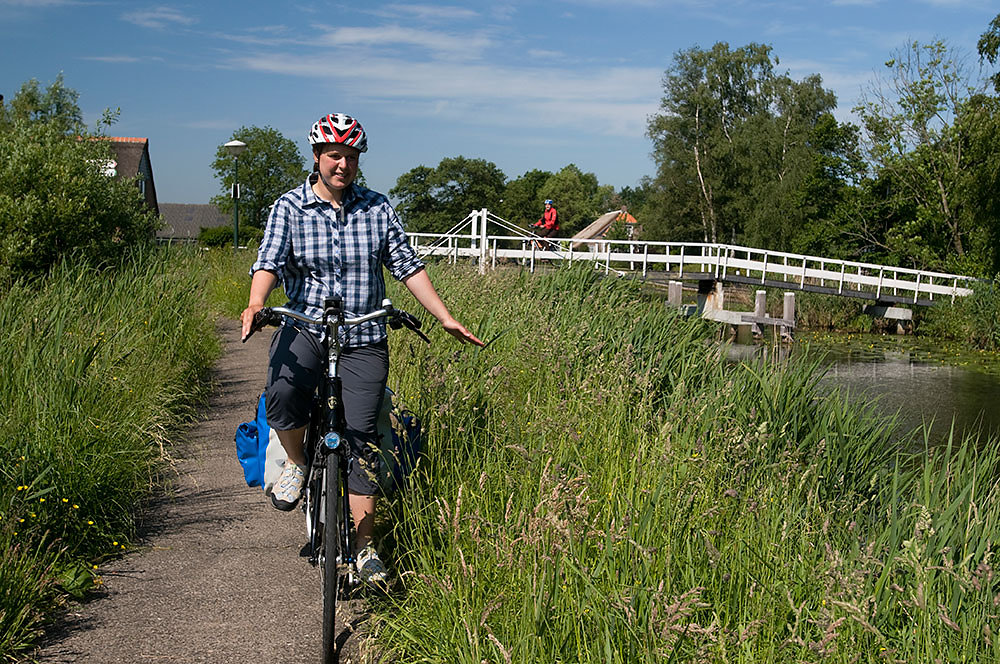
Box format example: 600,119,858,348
247,296,427,662
273,297,389,577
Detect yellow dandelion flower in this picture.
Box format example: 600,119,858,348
73,504,79,509
62,498,69,503
39,498,45,503
87,520,94,525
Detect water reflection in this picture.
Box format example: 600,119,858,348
726,340,1000,444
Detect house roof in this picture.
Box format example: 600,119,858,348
158,203,230,239
106,137,147,178
103,136,158,214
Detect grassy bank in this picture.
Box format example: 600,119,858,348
0,249,221,659
369,264,1000,663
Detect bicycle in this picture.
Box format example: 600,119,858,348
244,296,428,664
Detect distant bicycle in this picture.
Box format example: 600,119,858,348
245,296,428,664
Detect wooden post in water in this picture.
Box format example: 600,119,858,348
668,280,683,307
781,292,795,343
752,290,766,339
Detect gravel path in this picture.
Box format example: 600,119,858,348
32,319,368,664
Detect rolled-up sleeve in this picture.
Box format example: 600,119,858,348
384,206,424,281
251,200,290,279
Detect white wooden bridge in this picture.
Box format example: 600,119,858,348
409,209,976,309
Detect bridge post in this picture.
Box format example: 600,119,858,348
668,280,683,307
752,290,766,339
470,209,478,251
780,292,795,343
478,209,489,275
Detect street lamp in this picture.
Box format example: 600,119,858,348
224,139,247,250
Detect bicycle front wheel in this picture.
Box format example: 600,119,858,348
321,455,341,664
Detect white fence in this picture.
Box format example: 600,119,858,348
409,209,977,305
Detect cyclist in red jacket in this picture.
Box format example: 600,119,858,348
531,199,559,249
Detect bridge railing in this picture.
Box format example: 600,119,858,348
712,244,976,303
408,215,977,304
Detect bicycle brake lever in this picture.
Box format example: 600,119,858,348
243,308,279,343
399,312,431,344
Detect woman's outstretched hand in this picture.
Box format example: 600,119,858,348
441,316,485,347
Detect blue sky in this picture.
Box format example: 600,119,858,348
1,0,997,207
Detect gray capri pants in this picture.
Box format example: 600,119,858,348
265,323,388,496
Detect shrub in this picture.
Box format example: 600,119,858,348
0,121,159,280
921,277,1000,350
198,224,263,248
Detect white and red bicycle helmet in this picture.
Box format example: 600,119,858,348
308,113,368,152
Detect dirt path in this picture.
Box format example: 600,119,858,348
32,319,368,664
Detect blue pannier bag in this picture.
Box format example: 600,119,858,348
234,392,270,488
235,389,423,496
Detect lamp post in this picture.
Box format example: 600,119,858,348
224,139,247,250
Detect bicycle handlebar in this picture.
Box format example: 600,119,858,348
242,298,430,344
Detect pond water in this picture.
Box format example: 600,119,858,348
727,332,1000,445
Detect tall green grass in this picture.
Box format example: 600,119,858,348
369,263,1000,663
9,249,994,662
0,248,221,659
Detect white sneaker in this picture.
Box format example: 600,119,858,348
270,461,305,511
356,545,388,585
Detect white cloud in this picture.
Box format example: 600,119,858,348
314,24,492,58
81,54,168,63
123,6,197,29
0,0,76,5
559,0,721,6
377,3,480,22
527,49,566,60
229,50,661,137
179,119,244,130
82,55,140,63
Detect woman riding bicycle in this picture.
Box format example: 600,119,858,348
240,113,483,583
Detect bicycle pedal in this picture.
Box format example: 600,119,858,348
299,541,313,558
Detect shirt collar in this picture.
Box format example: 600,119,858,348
303,173,359,210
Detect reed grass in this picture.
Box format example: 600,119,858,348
0,248,221,659
369,262,1000,663
6,248,995,663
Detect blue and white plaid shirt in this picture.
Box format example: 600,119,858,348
251,176,424,347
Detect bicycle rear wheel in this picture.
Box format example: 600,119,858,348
321,455,341,664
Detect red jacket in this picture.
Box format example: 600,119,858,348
534,207,559,231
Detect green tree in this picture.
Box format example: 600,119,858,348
854,40,988,273
390,156,506,233
0,120,158,280
955,93,1000,275
978,12,1000,93
646,42,856,249
1,72,83,135
391,165,443,230
500,169,552,225
648,42,776,243
538,164,613,235
211,125,308,229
